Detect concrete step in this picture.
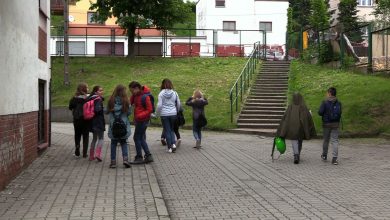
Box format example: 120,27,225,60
229,128,276,136
250,92,287,96
246,99,286,104
245,102,285,106
247,95,286,99
240,109,285,114
238,114,283,119
257,76,289,79
243,106,286,111
237,118,282,124
250,88,288,92
254,81,288,85
237,123,279,129
261,69,290,72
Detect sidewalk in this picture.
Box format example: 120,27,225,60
1,123,390,220
0,123,169,220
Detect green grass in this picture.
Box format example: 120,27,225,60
289,61,390,136
51,57,248,129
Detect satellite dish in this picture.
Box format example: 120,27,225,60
69,15,74,22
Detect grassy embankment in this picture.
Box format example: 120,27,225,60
51,57,249,129
289,61,390,136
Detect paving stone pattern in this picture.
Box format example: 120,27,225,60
0,123,165,220
151,129,390,220
1,123,390,220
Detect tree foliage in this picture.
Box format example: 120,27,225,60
288,0,311,31
90,0,192,58
309,0,330,31
337,0,359,31
373,0,390,27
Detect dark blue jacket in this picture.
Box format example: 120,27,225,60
318,97,341,127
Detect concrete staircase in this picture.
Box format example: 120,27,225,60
231,60,290,136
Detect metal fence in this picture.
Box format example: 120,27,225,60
286,24,390,74
229,42,262,122
50,26,267,58
372,27,390,73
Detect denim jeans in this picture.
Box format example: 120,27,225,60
192,119,202,141
161,115,177,148
133,121,150,158
322,127,339,158
110,139,128,161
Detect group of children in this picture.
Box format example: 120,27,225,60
69,78,208,168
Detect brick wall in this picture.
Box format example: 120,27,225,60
0,111,48,190
38,27,47,62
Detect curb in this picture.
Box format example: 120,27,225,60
145,164,170,220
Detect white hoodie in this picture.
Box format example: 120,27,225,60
157,89,181,117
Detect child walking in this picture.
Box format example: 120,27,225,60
276,92,316,164
107,85,131,168
68,83,90,158
88,85,105,161
185,89,208,148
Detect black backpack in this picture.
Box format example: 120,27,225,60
327,100,342,122
112,113,127,138
141,92,155,113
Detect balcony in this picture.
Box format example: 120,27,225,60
51,0,77,15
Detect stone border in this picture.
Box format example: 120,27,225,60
145,164,170,220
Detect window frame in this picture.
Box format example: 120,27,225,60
223,21,236,31
357,0,373,6
87,12,105,25
259,21,272,32
215,0,225,7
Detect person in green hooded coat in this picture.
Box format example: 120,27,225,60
276,92,316,164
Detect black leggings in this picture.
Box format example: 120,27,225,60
73,120,89,150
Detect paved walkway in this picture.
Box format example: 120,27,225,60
1,123,390,220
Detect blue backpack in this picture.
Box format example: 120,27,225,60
141,92,155,113
327,100,341,122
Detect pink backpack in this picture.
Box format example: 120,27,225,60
83,97,100,120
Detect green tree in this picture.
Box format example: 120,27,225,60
373,0,390,27
288,0,311,31
309,0,330,31
337,0,362,42
90,0,192,58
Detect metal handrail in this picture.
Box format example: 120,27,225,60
229,41,262,122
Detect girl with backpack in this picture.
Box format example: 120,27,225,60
88,85,105,162
156,78,181,153
185,89,208,149
107,85,131,168
276,92,316,164
68,83,90,158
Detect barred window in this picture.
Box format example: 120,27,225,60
223,21,236,31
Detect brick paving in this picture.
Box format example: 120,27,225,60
150,129,390,220
0,123,168,220
1,123,390,219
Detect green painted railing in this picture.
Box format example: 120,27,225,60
229,42,262,123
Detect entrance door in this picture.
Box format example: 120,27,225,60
38,80,45,144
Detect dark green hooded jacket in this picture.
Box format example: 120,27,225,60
276,93,317,140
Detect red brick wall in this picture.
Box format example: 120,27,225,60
38,27,47,62
0,111,49,190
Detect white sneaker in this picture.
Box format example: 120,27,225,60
195,140,201,148
172,144,177,152
167,148,172,153
176,139,181,148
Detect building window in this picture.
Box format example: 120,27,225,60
223,21,236,31
357,0,372,6
39,27,47,62
87,12,104,24
216,0,225,7
259,22,272,32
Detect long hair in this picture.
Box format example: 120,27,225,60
192,89,203,99
107,84,129,113
160,78,174,90
74,83,88,96
91,85,101,95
